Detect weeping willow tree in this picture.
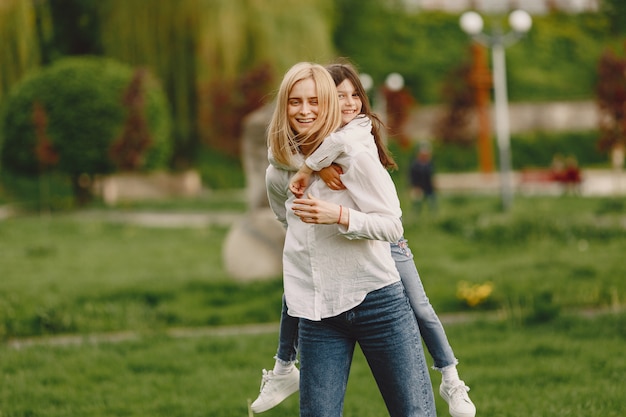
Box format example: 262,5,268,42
0,0,51,105
196,0,336,154
100,0,201,167
100,0,335,165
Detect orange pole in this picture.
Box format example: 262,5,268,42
470,44,495,173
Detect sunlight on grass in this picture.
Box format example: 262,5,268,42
1,313,624,417
1,195,624,340
0,194,624,415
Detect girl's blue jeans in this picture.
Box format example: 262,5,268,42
299,282,436,417
276,238,457,371
391,237,458,370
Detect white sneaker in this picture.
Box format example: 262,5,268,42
250,368,299,413
439,380,476,417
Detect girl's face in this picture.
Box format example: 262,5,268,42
288,78,318,135
336,79,362,126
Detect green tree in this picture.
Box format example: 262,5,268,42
333,3,622,104
100,0,336,164
0,0,48,105
600,0,626,35
0,57,171,205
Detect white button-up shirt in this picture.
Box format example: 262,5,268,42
265,117,403,321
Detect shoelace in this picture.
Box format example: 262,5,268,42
258,369,271,393
448,384,471,402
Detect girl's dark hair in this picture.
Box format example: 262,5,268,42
325,62,398,170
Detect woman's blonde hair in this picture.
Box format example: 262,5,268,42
268,62,342,168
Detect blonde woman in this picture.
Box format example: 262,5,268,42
264,62,435,417
253,63,474,417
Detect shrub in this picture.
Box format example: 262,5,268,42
510,130,606,169
389,131,608,175
0,56,171,204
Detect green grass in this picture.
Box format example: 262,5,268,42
1,194,624,338
0,312,624,417
0,217,283,338
398,195,625,315
0,193,624,416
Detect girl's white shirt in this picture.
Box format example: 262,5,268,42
304,115,377,172
266,116,403,321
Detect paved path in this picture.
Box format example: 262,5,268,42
436,168,626,197
67,209,243,228
7,307,622,350
2,169,623,228
4,312,502,350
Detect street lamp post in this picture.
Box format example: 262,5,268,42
460,10,532,210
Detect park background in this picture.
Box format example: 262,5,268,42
1,0,625,416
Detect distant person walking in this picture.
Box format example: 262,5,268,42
410,143,436,214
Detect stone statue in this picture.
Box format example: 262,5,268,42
222,103,286,281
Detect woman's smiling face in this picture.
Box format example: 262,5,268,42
288,78,318,135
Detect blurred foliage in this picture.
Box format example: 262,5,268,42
100,0,336,164
600,0,626,35
510,130,606,169
504,12,616,103
0,171,75,212
1,0,625,190
43,0,103,60
0,0,49,104
0,56,171,205
100,0,201,168
436,202,625,245
1,0,336,169
334,1,467,104
391,130,605,174
195,146,246,190
334,1,626,104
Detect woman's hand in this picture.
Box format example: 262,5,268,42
319,164,346,191
292,193,348,225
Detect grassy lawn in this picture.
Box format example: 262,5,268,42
1,313,624,417
0,193,624,415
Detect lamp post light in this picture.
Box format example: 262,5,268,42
359,73,374,93
385,72,405,92
460,9,532,210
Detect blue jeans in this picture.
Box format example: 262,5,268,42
392,238,457,370
275,294,299,364
276,238,457,370
298,282,436,417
